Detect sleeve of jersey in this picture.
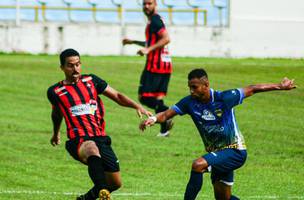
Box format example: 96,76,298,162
90,74,108,94
222,88,245,108
150,15,165,35
47,87,58,109
171,97,189,115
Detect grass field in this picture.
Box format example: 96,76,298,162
0,54,303,200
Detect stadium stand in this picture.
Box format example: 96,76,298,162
0,0,229,26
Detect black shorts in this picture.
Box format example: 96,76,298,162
138,70,171,97
65,136,120,172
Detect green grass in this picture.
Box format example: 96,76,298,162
0,54,303,199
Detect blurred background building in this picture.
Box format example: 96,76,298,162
0,0,303,58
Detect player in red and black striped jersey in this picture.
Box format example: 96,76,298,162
47,49,151,200
122,0,173,137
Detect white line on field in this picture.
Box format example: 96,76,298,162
0,190,303,199
0,190,180,197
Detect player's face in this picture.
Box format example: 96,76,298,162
188,77,210,102
143,0,156,17
61,56,81,82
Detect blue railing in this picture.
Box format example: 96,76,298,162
0,0,229,26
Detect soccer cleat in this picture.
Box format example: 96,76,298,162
157,131,170,137
99,189,111,200
157,119,174,137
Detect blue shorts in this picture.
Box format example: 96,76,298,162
203,149,247,186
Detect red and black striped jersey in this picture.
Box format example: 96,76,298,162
145,13,172,74
47,74,107,140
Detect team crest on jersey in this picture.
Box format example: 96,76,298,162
201,109,216,120
215,109,223,117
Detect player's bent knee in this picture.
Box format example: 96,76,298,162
81,141,100,157
192,157,208,173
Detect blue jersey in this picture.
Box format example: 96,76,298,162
172,88,246,152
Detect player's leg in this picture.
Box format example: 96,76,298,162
104,171,121,192
66,138,110,199
206,149,247,200
155,73,172,136
138,71,173,136
97,137,121,196
213,181,232,200
138,71,166,110
184,157,208,200
78,140,110,200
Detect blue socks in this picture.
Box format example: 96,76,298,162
184,171,203,200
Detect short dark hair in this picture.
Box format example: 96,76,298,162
188,68,208,80
60,48,80,65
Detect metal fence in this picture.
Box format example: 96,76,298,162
0,0,229,26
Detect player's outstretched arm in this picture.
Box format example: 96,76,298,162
103,86,152,118
50,107,63,146
139,109,177,131
122,38,146,47
243,77,296,98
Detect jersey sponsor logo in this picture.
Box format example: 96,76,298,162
161,53,172,62
161,47,171,62
205,124,224,133
70,99,97,116
201,109,216,120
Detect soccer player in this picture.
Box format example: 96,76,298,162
139,68,296,200
47,49,151,200
122,0,173,137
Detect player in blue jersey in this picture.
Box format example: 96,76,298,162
139,68,296,200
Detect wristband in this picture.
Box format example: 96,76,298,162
149,116,157,123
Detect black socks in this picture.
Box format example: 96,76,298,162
86,155,107,199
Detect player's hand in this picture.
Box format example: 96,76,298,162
136,106,153,119
50,134,60,146
139,116,157,131
280,77,297,90
137,48,150,56
122,38,133,45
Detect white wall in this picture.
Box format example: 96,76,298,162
0,0,304,58
228,0,304,57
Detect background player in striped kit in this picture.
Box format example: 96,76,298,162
47,49,151,200
139,68,296,200
123,0,173,137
